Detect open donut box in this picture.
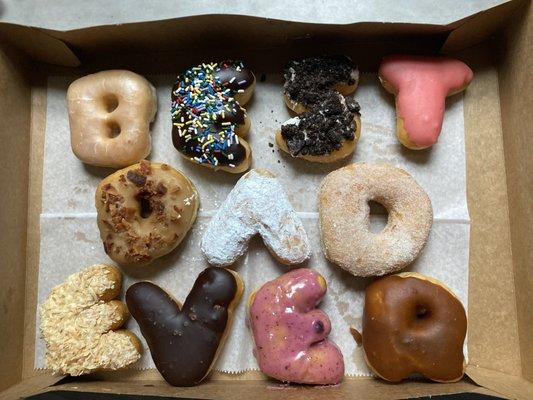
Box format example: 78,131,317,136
0,1,532,399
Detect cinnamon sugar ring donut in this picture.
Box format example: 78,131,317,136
318,163,432,277
362,272,467,382
67,70,157,168
95,160,199,267
171,61,256,173
277,56,361,163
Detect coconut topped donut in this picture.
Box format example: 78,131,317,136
171,61,256,173
277,56,361,163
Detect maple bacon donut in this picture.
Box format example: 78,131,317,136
362,272,467,382
68,70,157,168
171,61,256,173
319,163,432,276
95,160,199,267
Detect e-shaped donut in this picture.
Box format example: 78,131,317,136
248,268,344,385
379,55,473,149
362,272,467,382
318,163,432,277
277,56,361,163
95,160,199,267
171,61,256,173
67,70,157,167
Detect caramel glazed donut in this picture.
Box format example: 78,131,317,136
276,56,361,163
171,61,256,173
362,272,467,383
95,160,199,267
319,163,432,276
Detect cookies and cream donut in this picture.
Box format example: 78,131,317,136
95,160,199,267
277,56,361,162
248,268,344,385
171,61,256,173
40,264,142,375
379,55,473,149
362,272,467,382
318,163,432,276
67,70,157,168
127,267,243,386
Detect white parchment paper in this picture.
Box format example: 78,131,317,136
35,73,469,377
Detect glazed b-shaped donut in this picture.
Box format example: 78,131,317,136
67,70,157,167
379,55,473,149
248,268,344,385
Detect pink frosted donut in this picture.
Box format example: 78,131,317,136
248,268,344,385
379,55,473,150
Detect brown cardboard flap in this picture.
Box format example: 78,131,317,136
0,38,31,392
467,366,533,400
496,0,533,383
0,23,80,67
0,373,63,400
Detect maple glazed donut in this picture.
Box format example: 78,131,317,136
171,61,256,173
67,70,157,168
318,163,432,276
95,160,199,267
379,55,473,149
362,272,467,382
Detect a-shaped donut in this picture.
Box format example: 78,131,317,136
319,163,432,276
67,70,157,167
248,268,344,385
379,55,473,149
95,160,199,267
362,272,467,382
171,61,255,173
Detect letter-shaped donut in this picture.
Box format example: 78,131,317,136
362,272,467,382
67,70,157,167
248,268,344,385
379,55,473,149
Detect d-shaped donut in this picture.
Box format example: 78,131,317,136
68,70,157,168
318,163,432,276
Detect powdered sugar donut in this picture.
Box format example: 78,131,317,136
318,163,432,276
201,169,310,266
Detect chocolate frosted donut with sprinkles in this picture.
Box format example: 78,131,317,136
171,61,256,173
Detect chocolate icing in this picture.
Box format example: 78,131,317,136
281,93,360,156
126,267,240,386
171,61,254,168
362,275,467,382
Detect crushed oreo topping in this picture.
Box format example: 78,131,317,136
284,55,357,107
281,93,360,156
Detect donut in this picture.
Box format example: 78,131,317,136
248,268,344,385
40,264,142,375
67,70,157,168
379,55,473,149
201,169,310,266
318,163,432,276
171,61,256,173
95,160,199,267
362,272,467,382
126,267,243,386
276,56,361,163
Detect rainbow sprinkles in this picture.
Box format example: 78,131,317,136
171,61,255,171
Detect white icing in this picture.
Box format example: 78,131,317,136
282,116,300,127
201,169,311,266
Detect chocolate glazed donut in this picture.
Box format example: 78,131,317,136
362,272,467,382
126,267,243,386
171,61,255,172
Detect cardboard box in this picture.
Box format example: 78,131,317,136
0,1,532,398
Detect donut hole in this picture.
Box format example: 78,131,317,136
368,200,389,234
139,197,152,219
415,304,431,320
106,121,122,138
103,94,119,113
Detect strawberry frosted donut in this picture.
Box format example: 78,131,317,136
379,55,473,150
248,268,344,385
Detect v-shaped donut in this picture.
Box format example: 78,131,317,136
201,169,311,266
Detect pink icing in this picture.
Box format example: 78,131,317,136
379,55,473,147
249,268,344,385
